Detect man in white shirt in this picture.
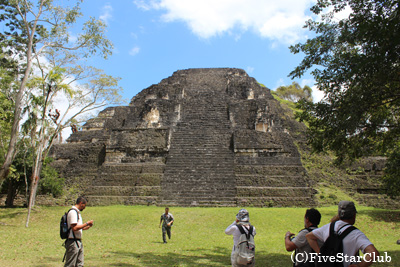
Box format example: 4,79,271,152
225,209,256,267
306,201,379,267
64,197,94,267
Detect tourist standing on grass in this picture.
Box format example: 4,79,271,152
285,208,322,267
306,201,380,267
159,207,174,243
64,196,94,267
225,209,256,267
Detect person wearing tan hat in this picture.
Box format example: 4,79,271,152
306,201,380,267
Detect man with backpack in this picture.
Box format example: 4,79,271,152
225,209,256,266
64,197,94,267
285,208,322,267
306,201,379,267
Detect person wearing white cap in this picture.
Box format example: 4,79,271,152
225,209,256,266
306,201,380,267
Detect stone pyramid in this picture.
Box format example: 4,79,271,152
50,68,315,206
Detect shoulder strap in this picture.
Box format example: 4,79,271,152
236,224,245,234
67,209,80,227
339,225,357,240
66,208,80,249
328,221,336,236
236,224,253,239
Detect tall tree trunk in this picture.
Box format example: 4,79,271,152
5,178,18,207
25,123,47,227
25,161,42,228
0,36,35,183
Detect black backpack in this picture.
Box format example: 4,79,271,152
60,208,78,239
316,221,357,267
60,209,80,262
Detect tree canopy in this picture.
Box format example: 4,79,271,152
0,0,113,182
290,0,400,195
0,0,123,223
275,82,313,102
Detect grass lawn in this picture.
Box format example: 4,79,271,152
0,205,399,266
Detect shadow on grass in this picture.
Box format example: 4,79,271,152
358,209,400,223
31,256,62,267
0,207,26,222
29,250,400,267
102,247,292,267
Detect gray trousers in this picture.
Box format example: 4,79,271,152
162,226,171,242
64,239,84,267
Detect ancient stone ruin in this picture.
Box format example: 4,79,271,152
50,68,315,206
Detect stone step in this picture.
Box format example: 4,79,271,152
85,186,160,196
236,196,316,207
86,196,159,206
237,186,314,198
235,156,303,165
235,165,306,175
354,194,400,209
93,174,162,186
159,198,237,207
236,175,309,187
100,163,165,173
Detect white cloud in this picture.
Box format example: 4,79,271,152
100,4,113,24
129,46,141,56
275,78,286,88
131,32,139,39
300,79,324,103
133,0,158,11
246,66,255,74
134,0,316,44
311,86,324,103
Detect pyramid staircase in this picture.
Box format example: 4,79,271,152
161,90,237,206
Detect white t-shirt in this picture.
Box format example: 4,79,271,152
312,220,373,267
225,222,256,255
67,206,83,239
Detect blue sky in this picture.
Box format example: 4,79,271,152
76,0,324,103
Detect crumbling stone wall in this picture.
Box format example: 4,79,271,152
50,68,315,206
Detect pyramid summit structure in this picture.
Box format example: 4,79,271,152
50,68,315,206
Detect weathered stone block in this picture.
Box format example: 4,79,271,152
50,68,315,206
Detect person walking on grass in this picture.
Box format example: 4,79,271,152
159,207,174,243
64,196,94,267
225,209,256,266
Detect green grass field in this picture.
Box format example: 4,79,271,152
0,205,399,266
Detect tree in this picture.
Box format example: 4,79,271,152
275,82,313,102
289,0,400,195
0,0,113,183
22,52,122,226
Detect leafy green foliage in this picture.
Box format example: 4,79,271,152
0,0,117,187
275,82,313,102
0,91,13,162
383,144,400,197
290,0,400,194
39,158,63,197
